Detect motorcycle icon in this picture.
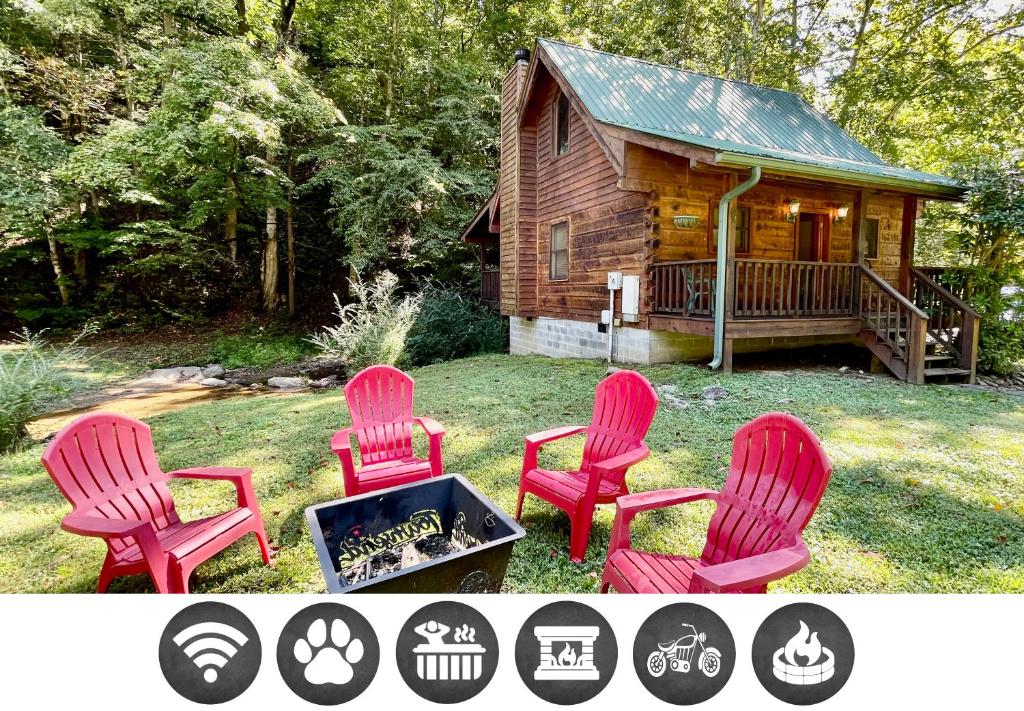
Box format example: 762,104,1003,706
647,623,722,678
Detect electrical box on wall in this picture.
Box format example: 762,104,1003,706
607,271,623,290
621,275,640,322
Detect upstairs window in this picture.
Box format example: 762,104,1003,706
709,202,751,254
864,218,880,259
554,92,571,156
550,221,569,280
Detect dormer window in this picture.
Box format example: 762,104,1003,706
554,92,570,156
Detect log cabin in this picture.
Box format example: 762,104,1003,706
462,40,980,383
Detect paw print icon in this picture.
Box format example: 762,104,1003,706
278,603,379,705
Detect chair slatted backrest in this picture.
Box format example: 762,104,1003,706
41,413,179,554
701,412,831,567
580,370,659,485
343,365,416,465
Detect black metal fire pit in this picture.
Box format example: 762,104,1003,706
305,474,526,593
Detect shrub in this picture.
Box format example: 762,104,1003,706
405,285,507,365
206,331,313,369
0,325,95,452
309,271,421,371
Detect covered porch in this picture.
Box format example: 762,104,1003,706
646,189,980,383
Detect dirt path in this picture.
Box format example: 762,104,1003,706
27,382,300,440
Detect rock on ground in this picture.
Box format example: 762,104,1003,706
656,384,689,409
267,376,306,389
309,375,340,389
702,385,728,401
199,377,228,387
137,366,204,384
202,364,226,379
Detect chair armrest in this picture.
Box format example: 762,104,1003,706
693,539,810,593
525,425,587,448
331,428,353,453
522,425,588,476
414,416,445,438
170,466,252,482
170,467,259,510
607,487,718,554
590,444,650,477
61,513,154,538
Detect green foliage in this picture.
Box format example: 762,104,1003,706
0,102,69,237
405,285,507,366
0,325,95,452
206,330,314,369
309,271,422,371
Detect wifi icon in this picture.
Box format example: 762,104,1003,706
173,622,249,683
160,602,261,704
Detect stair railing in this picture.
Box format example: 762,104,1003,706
910,267,981,383
860,266,929,384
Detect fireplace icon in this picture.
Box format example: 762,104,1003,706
533,626,600,681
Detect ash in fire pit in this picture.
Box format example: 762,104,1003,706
338,517,474,585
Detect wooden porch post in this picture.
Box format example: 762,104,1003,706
899,196,918,297
851,189,868,310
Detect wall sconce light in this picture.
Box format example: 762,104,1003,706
673,215,699,229
834,205,849,224
785,199,801,223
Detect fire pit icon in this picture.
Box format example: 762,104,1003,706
533,627,600,681
772,620,835,685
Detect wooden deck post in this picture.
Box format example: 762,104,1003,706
851,189,868,309
899,196,918,297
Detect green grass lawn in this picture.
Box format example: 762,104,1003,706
1,353,1023,593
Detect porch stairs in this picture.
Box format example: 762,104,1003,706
857,267,980,385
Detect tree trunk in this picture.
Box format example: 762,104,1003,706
45,225,70,306
276,0,297,54
235,0,248,35
225,174,239,262
286,157,296,316
262,207,278,311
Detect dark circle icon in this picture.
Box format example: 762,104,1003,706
515,601,617,705
751,603,854,705
633,603,735,705
159,601,261,704
396,601,499,704
277,602,380,705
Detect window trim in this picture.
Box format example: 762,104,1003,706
863,217,880,260
549,219,570,281
553,91,571,157
707,201,752,255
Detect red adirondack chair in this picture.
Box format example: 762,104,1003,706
40,412,271,593
332,365,445,496
515,369,659,562
601,412,831,593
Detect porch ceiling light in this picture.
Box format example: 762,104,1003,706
786,199,801,222
835,205,850,224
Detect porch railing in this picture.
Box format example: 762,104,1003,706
481,269,500,306
733,259,858,318
651,259,859,319
915,266,971,302
651,260,717,317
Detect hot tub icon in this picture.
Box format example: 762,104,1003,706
412,620,486,681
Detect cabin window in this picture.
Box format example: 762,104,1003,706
550,221,569,280
709,202,751,254
864,218,880,259
554,92,571,156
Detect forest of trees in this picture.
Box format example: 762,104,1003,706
0,0,1021,332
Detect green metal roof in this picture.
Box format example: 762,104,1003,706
538,39,962,196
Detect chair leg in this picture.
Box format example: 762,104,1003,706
254,527,273,566
96,553,117,593
568,505,595,563
174,563,193,594
514,486,526,521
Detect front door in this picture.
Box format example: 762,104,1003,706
796,213,831,313
797,212,830,262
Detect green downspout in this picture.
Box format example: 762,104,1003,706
709,166,761,370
